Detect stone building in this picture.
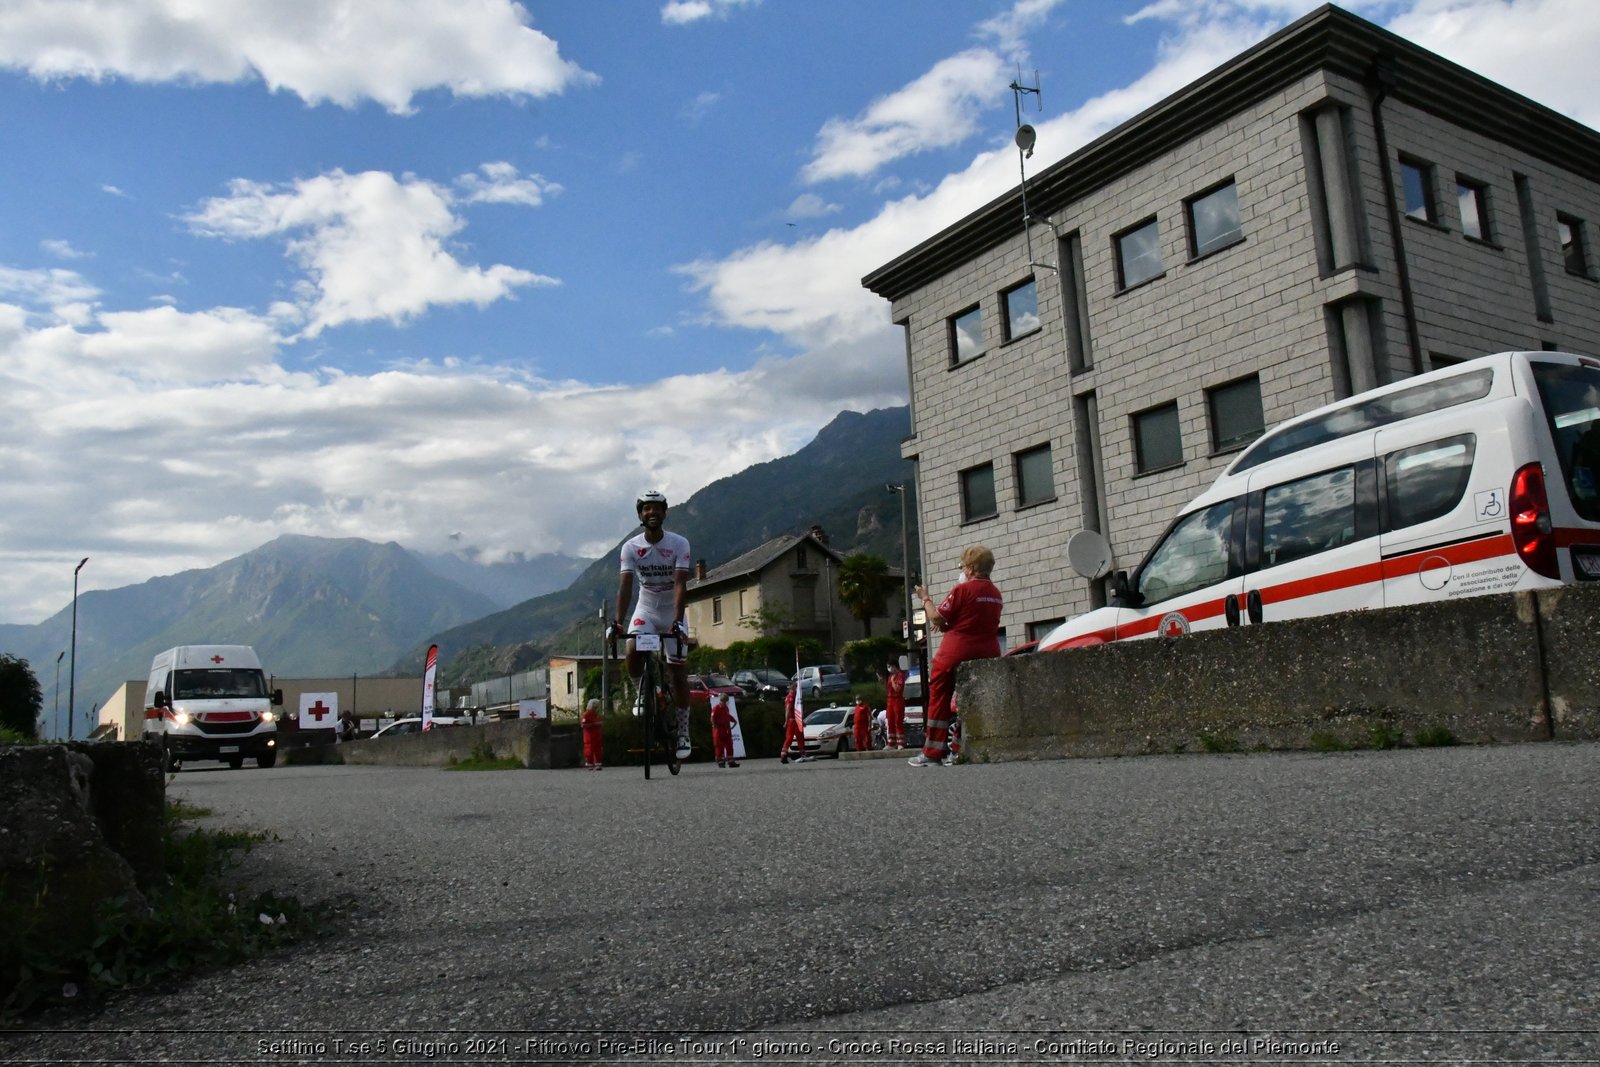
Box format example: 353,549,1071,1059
862,4,1600,646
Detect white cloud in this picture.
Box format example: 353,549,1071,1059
786,194,841,220
100,183,130,198
976,0,1068,58
661,0,758,26
40,238,90,260
454,162,563,208
0,0,596,114
185,167,558,337
801,49,1008,185
0,265,100,311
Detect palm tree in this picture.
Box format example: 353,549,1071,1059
836,553,893,638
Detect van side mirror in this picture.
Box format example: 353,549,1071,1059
152,690,168,709
1110,571,1143,608
272,688,284,706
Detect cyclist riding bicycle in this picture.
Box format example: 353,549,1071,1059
610,490,693,760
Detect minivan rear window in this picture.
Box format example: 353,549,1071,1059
1532,361,1600,522
1231,368,1494,474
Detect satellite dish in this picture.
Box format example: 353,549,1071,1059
1014,124,1037,156
1066,530,1114,580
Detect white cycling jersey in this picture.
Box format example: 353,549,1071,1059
619,529,691,635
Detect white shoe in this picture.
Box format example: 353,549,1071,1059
907,754,941,767
676,734,691,760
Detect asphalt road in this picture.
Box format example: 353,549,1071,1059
5,743,1598,1065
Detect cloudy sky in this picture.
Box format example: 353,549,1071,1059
2,0,1596,625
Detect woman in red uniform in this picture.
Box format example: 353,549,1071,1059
581,698,604,771
851,694,872,752
711,693,739,767
884,660,907,749
779,682,806,763
910,545,1002,767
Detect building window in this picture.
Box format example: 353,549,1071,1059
1186,180,1242,258
1114,217,1162,289
1401,158,1437,223
1558,213,1590,276
949,305,984,365
1133,402,1183,473
796,546,807,570
1014,444,1055,507
1002,278,1039,341
1457,178,1490,241
1207,375,1265,453
1027,618,1064,642
959,463,997,522
712,596,723,625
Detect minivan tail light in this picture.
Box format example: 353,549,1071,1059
1509,461,1560,579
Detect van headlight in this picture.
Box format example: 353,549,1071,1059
260,710,276,723
173,711,190,726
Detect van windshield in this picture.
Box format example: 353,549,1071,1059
172,668,268,700
1534,361,1600,522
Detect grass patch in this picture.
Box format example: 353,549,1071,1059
1196,730,1241,754
1412,725,1457,748
1,801,330,1020
445,742,522,771
1367,722,1404,750
1309,731,1354,751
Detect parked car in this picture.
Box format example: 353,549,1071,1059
687,673,744,704
732,667,789,699
801,704,858,758
793,664,851,698
368,716,466,738
1005,640,1039,657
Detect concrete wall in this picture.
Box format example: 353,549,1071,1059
959,584,1600,761
336,718,579,770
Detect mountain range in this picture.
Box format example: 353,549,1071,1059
7,407,916,735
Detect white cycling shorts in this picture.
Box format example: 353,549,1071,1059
627,607,687,664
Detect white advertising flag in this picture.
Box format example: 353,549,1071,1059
421,644,438,730
298,692,338,730
726,695,747,760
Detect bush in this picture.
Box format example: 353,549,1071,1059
838,635,907,680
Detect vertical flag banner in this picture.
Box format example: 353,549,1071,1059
727,695,747,760
298,692,338,730
421,644,438,731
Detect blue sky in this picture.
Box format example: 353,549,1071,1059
1,0,1595,624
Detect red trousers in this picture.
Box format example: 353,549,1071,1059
712,725,734,762
886,704,905,748
582,727,603,767
780,717,805,759
922,659,961,760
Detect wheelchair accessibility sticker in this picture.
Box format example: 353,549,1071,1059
1474,487,1505,521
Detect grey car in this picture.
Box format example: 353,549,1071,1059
792,664,851,698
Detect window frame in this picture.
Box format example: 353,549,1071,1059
1400,156,1438,224
1456,176,1491,243
1001,277,1041,343
948,304,986,367
1133,401,1184,475
1113,216,1164,291
1558,213,1591,277
1013,443,1056,509
959,462,998,523
1206,375,1266,455
1185,178,1244,260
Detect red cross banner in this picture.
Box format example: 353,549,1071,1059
298,692,338,730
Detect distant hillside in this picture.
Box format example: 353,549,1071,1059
13,535,501,737
398,406,920,684
417,548,588,608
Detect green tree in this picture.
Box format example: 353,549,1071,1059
836,552,893,639
0,652,44,740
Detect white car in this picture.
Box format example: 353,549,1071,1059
801,705,860,758
368,716,467,739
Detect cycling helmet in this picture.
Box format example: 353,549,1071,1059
636,489,668,513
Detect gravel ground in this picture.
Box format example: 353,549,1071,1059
3,742,1597,1065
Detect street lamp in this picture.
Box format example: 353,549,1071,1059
68,557,87,741
54,650,64,739
885,483,914,647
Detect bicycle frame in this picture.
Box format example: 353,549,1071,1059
630,632,680,779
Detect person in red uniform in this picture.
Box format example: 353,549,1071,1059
851,694,871,752
581,698,604,771
910,544,1003,767
884,660,907,749
711,693,739,768
779,681,806,763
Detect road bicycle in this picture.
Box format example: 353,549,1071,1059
611,630,682,779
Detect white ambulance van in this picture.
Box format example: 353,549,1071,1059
1040,350,1600,651
143,645,283,771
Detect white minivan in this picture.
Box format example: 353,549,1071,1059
1041,350,1600,651
143,645,283,771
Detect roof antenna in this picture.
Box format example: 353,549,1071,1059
1010,68,1057,274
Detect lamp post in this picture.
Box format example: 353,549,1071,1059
885,483,914,647
53,650,64,738
68,557,88,741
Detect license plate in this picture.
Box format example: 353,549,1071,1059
218,745,240,753
1574,548,1600,580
